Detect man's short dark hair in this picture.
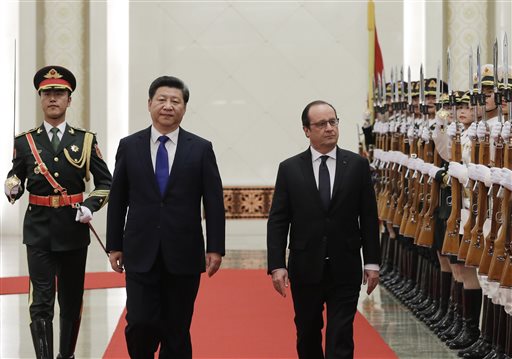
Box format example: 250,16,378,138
148,76,190,104
301,100,337,127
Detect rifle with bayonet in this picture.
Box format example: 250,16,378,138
458,46,482,261
417,62,445,248
442,50,468,255
466,45,492,267
479,38,505,275
404,66,426,239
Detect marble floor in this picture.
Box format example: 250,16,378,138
0,226,458,358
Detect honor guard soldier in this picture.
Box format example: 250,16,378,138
4,66,112,359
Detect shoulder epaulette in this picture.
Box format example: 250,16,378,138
15,127,38,138
69,125,96,135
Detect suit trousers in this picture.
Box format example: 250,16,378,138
26,245,88,322
290,261,360,359
125,251,201,359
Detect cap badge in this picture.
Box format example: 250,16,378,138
44,68,63,79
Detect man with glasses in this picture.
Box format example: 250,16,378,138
267,100,380,359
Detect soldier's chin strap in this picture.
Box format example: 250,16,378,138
76,203,108,256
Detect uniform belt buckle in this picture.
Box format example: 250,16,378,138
50,195,61,208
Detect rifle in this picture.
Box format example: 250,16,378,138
404,66,427,239
458,46,483,261
479,39,505,275
442,94,463,255
393,68,411,227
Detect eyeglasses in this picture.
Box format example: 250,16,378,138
309,118,339,129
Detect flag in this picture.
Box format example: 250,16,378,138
367,0,384,124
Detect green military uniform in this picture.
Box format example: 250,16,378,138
5,65,112,359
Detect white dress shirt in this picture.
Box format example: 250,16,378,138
44,121,66,141
150,126,179,175
310,146,336,197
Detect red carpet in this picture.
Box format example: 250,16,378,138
103,269,396,359
0,272,125,295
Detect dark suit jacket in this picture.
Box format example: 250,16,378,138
106,126,225,274
267,146,380,285
7,124,112,251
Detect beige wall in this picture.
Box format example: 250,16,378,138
3,1,510,237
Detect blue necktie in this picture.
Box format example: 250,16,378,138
319,155,330,210
155,136,169,195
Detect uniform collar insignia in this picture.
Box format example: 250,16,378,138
68,127,75,135
71,145,79,152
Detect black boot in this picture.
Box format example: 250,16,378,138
439,281,463,341
433,279,457,333
56,317,81,359
30,319,53,359
427,271,452,326
449,288,482,349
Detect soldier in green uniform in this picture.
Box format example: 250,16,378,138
4,66,112,359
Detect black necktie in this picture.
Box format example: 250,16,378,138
319,155,330,210
50,127,60,151
155,136,169,195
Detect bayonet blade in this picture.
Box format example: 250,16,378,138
477,44,482,94
469,47,473,95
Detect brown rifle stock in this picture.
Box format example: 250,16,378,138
479,138,504,275
458,139,480,260
465,133,491,267
488,189,511,281
442,131,463,255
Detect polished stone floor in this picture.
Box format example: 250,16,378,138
1,230,459,358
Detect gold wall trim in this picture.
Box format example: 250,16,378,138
223,186,274,219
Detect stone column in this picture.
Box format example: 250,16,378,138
42,0,89,128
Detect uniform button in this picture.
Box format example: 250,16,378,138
54,172,59,177
157,225,161,229
54,157,59,162
28,206,32,211
160,203,164,207
322,236,327,241
54,189,59,194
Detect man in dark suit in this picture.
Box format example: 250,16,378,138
267,100,380,359
106,76,225,359
4,65,112,359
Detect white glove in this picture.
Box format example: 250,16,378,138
421,162,432,175
467,122,478,139
414,158,425,172
446,122,457,138
489,167,503,186
407,125,415,141
500,168,512,191
400,121,408,134
421,126,430,142
448,162,469,184
467,163,478,181
382,122,389,133
362,110,371,128
75,206,93,224
477,121,488,140
408,158,416,171
501,121,511,141
490,122,502,141
428,165,442,179
474,164,491,187
4,182,20,197
388,120,396,133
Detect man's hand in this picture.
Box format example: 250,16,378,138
363,269,379,295
206,252,222,277
271,268,289,298
75,206,93,223
109,251,124,273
